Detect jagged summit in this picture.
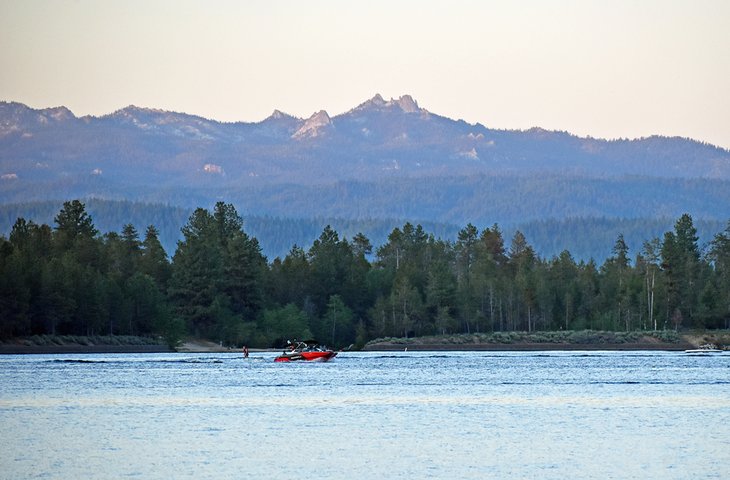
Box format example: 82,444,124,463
265,109,298,121
2,99,729,189
354,93,387,111
102,105,225,130
105,105,169,126
38,106,75,121
0,102,77,136
111,105,165,116
292,110,332,139
351,94,423,114
371,93,385,104
394,94,419,113
108,105,219,122
0,102,75,121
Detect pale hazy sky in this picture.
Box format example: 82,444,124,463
1,0,729,148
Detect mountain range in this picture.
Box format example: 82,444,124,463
1,94,729,260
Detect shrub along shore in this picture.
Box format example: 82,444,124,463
362,330,729,351
0,335,172,354
2,330,728,353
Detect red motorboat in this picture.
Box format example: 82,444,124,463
274,340,338,362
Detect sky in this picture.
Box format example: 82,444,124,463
1,0,729,148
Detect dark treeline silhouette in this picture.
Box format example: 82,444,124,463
2,200,729,347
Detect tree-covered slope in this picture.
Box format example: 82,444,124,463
1,199,726,263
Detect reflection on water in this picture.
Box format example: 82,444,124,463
1,351,729,479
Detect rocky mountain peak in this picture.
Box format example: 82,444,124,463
352,94,422,114
39,106,75,121
365,93,386,107
394,94,419,113
266,109,296,121
0,102,77,134
351,94,387,112
292,110,332,139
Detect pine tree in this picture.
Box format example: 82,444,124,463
53,200,98,251
169,208,223,337
508,231,537,331
662,214,702,326
140,225,172,290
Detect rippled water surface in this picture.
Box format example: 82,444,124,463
1,351,729,479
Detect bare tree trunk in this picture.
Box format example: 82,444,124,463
489,284,495,330
650,270,656,330
499,297,504,332
331,303,337,346
402,296,408,337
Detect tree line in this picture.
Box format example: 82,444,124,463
4,199,728,265
1,200,729,347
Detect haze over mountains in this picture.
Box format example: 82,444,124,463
1,94,729,260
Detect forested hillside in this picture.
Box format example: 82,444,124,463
4,174,730,225
1,199,726,262
3,98,729,262
2,201,729,347
0,200,459,261
3,99,729,344
3,97,729,188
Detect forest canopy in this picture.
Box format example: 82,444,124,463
1,200,729,348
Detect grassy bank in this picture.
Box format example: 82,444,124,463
363,330,730,351
0,335,172,354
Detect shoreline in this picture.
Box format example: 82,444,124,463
362,342,694,352
0,339,273,355
0,344,174,354
3,331,725,354
0,342,696,354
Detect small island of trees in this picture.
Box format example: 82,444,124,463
1,200,729,348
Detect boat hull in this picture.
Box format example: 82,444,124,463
274,351,338,362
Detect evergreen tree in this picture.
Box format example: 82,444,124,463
508,231,537,331
169,208,224,337
0,240,30,337
351,232,373,258
53,200,98,252
662,214,702,327
425,256,457,333
140,225,172,290
641,238,662,330
223,231,266,324
3,203,730,345
548,250,580,331
473,224,508,331
258,304,312,347
324,294,355,347
169,202,266,343
268,245,311,308
307,226,361,316
600,234,631,330
576,259,600,330
455,224,479,332
707,222,730,328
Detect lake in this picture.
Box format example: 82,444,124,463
1,351,728,479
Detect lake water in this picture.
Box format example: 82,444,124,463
1,351,728,479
